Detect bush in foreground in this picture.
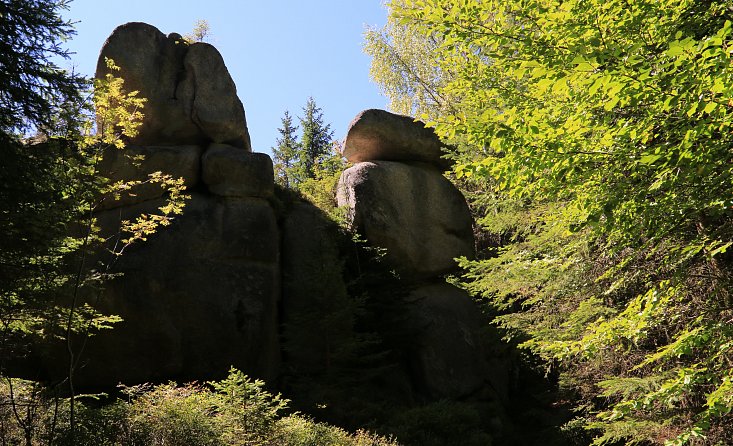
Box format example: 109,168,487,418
0,368,399,446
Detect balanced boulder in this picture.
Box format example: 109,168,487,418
342,109,451,170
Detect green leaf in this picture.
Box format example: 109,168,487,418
703,101,718,114
639,154,661,165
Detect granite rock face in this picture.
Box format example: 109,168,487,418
342,109,451,170
183,44,250,148
96,22,251,149
50,194,281,388
202,144,274,199
337,160,474,279
97,144,201,210
404,283,504,400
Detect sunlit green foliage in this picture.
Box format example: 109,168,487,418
374,0,733,444
0,369,399,446
364,3,447,119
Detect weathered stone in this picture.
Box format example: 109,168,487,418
97,144,201,210
95,23,200,145
280,202,347,371
343,109,451,169
39,194,281,388
202,144,274,198
183,44,251,149
337,161,474,279
96,22,251,149
404,283,507,400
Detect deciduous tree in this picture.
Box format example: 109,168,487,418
374,0,733,443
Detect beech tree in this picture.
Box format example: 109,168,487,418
372,0,733,444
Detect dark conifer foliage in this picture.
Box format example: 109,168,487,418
296,96,334,183
272,110,300,188
0,0,85,137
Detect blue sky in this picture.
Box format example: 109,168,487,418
61,0,389,154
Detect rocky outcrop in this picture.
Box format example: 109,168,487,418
96,22,251,149
342,109,451,170
66,194,281,387
336,110,502,404
34,22,276,385
17,24,507,425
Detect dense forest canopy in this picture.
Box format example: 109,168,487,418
367,0,733,444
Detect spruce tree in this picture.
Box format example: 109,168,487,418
1,0,86,358
0,0,84,137
271,110,299,188
295,97,334,183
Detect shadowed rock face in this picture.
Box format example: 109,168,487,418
96,22,251,149
38,194,281,388
404,283,504,400
337,160,475,279
202,144,275,199
96,144,202,210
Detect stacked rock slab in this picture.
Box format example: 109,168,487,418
35,23,279,388
337,109,502,400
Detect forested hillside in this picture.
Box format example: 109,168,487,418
3,0,733,445
367,0,733,444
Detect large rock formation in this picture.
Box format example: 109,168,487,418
96,22,251,149
15,25,508,429
336,109,505,405
27,23,274,385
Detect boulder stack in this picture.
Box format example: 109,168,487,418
337,110,501,401
337,109,474,279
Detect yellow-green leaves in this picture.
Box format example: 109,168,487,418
376,0,733,444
